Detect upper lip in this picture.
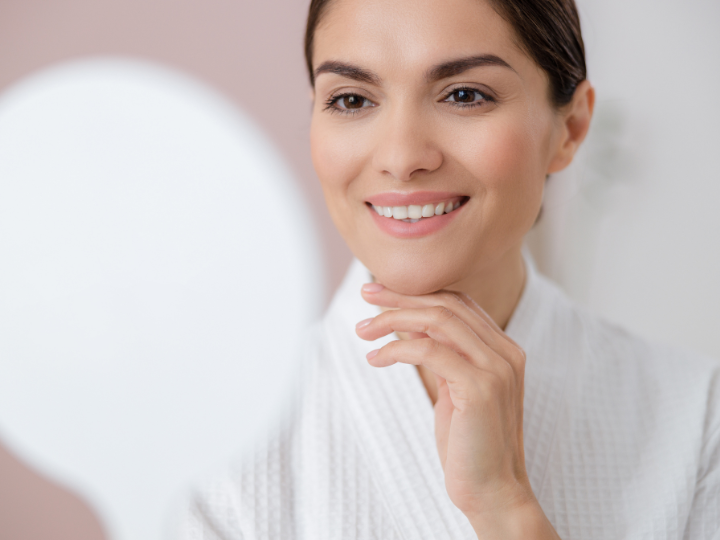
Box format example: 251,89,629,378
365,191,466,207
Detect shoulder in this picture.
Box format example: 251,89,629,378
537,271,720,443
532,275,720,533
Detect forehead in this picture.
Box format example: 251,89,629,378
314,0,531,80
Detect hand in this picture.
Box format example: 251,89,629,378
355,284,559,537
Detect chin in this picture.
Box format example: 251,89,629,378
363,252,465,296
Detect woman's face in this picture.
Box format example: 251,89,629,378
310,0,574,295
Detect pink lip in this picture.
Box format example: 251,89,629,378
368,201,466,239
366,191,465,207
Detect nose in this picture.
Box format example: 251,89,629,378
371,103,443,182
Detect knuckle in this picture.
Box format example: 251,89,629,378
510,347,527,368
499,359,514,379
431,305,455,323
499,361,517,387
419,338,441,357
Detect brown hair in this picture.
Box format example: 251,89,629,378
304,0,586,108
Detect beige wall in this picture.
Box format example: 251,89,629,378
0,1,350,538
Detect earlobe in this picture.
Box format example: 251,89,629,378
547,80,595,174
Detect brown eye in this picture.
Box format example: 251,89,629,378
323,93,375,115
443,88,491,107
454,89,475,103
341,95,365,109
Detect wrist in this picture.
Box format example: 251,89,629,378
465,498,559,540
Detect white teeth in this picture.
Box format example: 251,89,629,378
392,206,408,220
372,199,463,220
408,205,422,219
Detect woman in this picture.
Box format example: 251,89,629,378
175,0,720,537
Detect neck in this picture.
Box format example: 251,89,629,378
449,245,527,331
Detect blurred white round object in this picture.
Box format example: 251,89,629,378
0,58,324,540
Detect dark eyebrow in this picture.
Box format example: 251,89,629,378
314,61,381,85
425,54,515,82
313,54,514,86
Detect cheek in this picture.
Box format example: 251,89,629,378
310,124,342,193
310,122,365,210
456,113,549,228
310,119,379,246
309,122,352,232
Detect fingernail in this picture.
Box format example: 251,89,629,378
362,283,385,293
356,318,373,330
366,349,379,360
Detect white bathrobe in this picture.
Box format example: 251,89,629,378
173,255,720,539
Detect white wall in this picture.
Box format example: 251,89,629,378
528,0,720,359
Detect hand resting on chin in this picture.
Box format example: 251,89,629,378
356,283,561,539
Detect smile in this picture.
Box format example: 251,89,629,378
365,193,469,239
369,196,466,223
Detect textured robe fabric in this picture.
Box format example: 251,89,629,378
173,255,720,540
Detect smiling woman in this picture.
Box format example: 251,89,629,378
173,0,720,538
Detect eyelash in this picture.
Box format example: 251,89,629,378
323,86,494,116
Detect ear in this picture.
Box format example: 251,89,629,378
546,80,595,174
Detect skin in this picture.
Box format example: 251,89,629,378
309,0,594,536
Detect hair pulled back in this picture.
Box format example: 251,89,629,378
304,0,586,108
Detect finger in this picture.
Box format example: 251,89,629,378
362,284,526,379
362,282,499,330
357,306,508,377
367,338,477,387
362,284,517,359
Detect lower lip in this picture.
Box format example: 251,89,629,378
368,203,465,239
